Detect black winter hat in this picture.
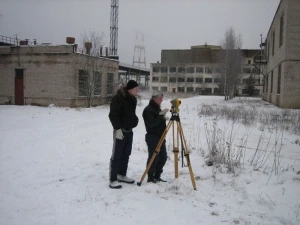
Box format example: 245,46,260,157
126,80,138,90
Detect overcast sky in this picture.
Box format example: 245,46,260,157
0,0,280,68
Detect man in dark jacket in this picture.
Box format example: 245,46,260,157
142,91,169,183
108,80,139,189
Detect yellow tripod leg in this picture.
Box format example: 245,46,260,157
177,121,197,190
173,121,179,178
137,120,173,186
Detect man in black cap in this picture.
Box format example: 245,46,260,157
142,90,169,183
108,80,139,189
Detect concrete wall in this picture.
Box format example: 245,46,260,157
0,45,118,107
263,0,300,108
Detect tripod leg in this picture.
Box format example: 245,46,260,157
137,120,173,186
177,121,197,190
173,122,179,178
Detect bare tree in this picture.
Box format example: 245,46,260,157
76,31,119,107
218,28,244,100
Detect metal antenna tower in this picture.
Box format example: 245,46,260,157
110,0,119,56
132,33,146,83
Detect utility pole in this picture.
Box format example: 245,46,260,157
110,0,119,56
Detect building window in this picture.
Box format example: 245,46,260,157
79,70,88,96
253,68,260,74
266,74,268,93
215,67,222,73
243,68,251,74
272,30,275,56
205,78,212,83
107,73,114,95
186,87,194,92
153,67,160,73
248,60,251,65
242,79,248,85
214,88,220,94
205,67,213,74
170,67,177,73
195,87,202,93
152,77,159,82
178,77,185,82
277,64,281,94
279,14,284,47
152,86,159,90
270,70,273,93
178,67,186,73
267,40,270,61
196,67,204,73
94,71,102,96
187,77,194,83
160,77,167,83
214,78,220,84
169,77,176,83
161,86,167,92
196,78,203,83
204,88,212,94
161,67,168,73
178,87,185,92
187,67,194,73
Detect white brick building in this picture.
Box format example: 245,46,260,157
0,44,118,107
150,45,262,96
262,0,300,109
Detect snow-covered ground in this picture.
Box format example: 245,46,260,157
1,95,299,225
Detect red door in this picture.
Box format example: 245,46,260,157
15,69,24,105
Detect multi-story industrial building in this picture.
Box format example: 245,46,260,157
149,44,262,96
262,0,300,109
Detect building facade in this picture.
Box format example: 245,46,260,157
149,45,262,96
0,44,118,107
262,0,300,109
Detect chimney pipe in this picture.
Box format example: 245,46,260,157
105,47,108,57
85,42,92,55
100,46,103,56
74,44,78,53
66,37,75,44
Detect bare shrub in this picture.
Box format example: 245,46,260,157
203,121,246,173
199,103,300,135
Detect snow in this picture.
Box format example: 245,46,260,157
1,95,300,225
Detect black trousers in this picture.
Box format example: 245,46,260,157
145,133,167,178
109,130,133,182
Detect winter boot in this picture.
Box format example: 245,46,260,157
109,181,122,189
154,173,167,182
117,175,135,184
156,177,167,182
147,174,157,183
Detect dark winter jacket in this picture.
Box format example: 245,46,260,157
142,99,166,137
109,87,139,130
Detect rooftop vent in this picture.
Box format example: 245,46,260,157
66,37,75,44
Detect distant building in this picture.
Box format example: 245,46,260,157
262,0,300,109
149,44,262,96
0,43,118,107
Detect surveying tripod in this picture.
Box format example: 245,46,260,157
137,101,197,190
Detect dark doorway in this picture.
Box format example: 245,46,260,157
15,69,24,105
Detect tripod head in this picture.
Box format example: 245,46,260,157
170,99,181,114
